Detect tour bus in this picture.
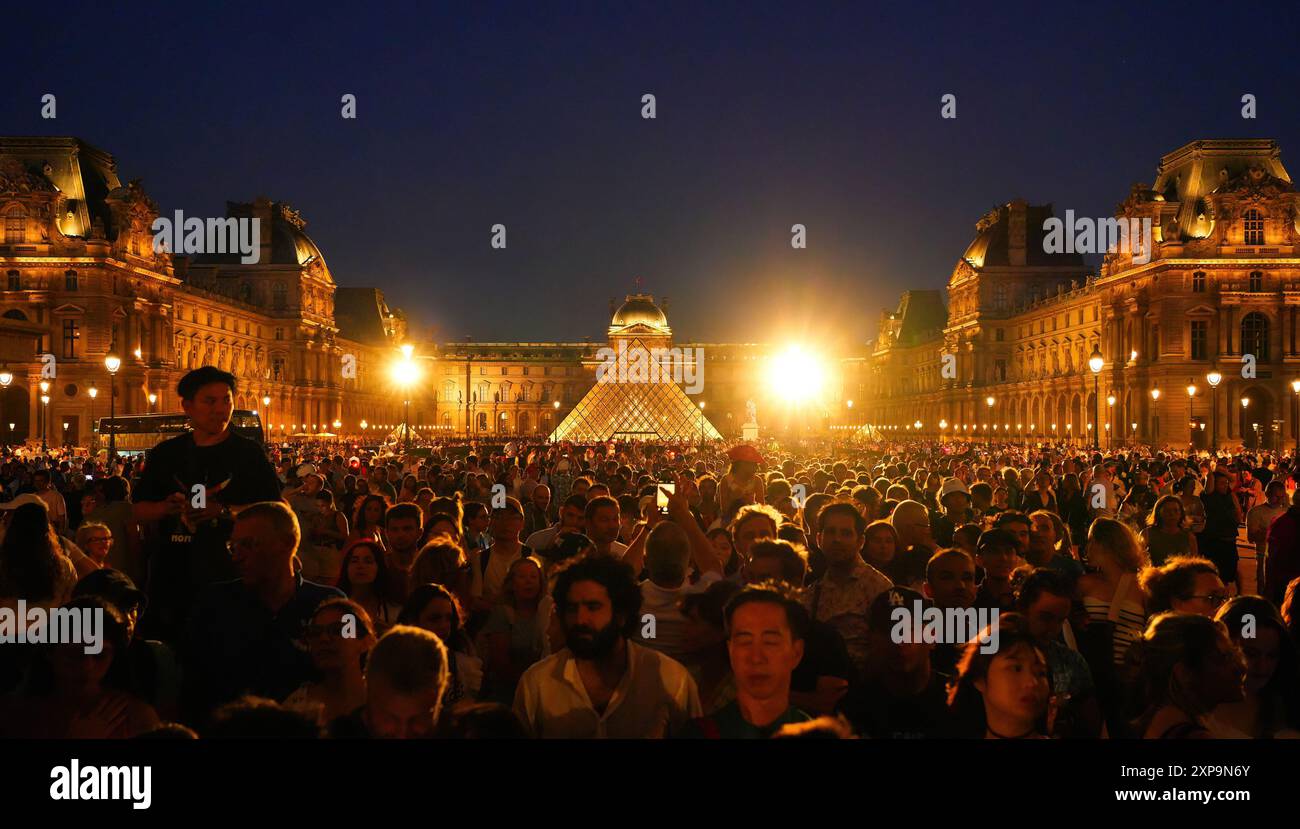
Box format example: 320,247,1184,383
96,410,265,456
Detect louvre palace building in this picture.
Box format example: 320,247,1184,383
863,138,1300,453
3,135,1296,450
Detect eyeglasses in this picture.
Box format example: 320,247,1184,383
304,622,356,640
226,538,258,556
1184,594,1228,607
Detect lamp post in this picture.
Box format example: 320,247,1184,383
88,384,98,452
1186,381,1197,452
1106,395,1116,451
985,395,994,448
1206,368,1221,452
262,395,271,442
148,392,157,413
39,381,50,451
105,352,120,458
1088,346,1104,451
0,366,10,448
698,401,706,448
1150,387,1161,448
1292,379,1300,458
1242,397,1251,449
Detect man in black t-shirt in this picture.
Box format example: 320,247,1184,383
133,367,284,643
837,587,949,739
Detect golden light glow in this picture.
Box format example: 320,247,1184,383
105,354,121,374
1207,370,1222,388
391,356,420,387
766,345,826,402
400,344,414,360
38,380,49,394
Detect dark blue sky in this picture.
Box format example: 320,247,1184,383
8,1,1299,345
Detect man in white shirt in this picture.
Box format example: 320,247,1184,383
32,470,68,534
513,555,701,738
630,518,723,663
523,494,587,555
585,495,628,559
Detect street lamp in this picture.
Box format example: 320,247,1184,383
1088,346,1104,450
1292,379,1300,457
88,383,98,451
39,382,50,452
1206,368,1222,451
38,384,50,454
698,401,706,447
1186,382,1197,451
392,345,420,455
0,367,10,447
1242,397,1251,449
985,396,994,447
1150,387,1161,446
105,352,120,458
1106,394,1116,450
148,392,157,412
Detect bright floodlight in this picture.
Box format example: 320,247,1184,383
767,345,826,402
400,344,414,359
391,357,420,387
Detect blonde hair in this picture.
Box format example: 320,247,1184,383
1085,518,1146,572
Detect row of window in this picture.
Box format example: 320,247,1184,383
6,270,80,291
1190,271,1268,292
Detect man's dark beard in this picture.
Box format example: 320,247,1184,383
564,620,622,659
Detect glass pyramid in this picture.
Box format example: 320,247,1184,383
548,340,721,443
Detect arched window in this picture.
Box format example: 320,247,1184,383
2,308,26,321
1243,209,1264,246
1249,271,1263,292
1241,312,1270,361
4,206,25,244
476,412,487,432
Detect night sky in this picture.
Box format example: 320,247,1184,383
7,1,1299,347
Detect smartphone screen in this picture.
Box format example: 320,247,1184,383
656,483,675,512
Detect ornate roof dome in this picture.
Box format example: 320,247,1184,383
610,293,669,331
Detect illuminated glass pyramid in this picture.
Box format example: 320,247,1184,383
548,337,721,443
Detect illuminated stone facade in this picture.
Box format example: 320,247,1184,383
0,137,408,446
864,139,1300,452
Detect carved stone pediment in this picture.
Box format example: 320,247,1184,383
1217,165,1292,200
0,156,57,195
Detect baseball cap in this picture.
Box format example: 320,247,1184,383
868,586,933,632
938,478,969,500
976,528,1018,555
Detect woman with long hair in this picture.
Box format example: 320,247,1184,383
946,613,1052,739
349,494,389,549
1140,494,1197,566
1128,612,1246,739
0,502,78,605
398,583,483,709
479,555,550,704
1078,518,1148,667
283,598,376,727
409,535,473,610
335,539,402,633
862,519,903,582
1209,596,1300,738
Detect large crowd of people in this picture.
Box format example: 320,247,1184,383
1,365,1298,739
